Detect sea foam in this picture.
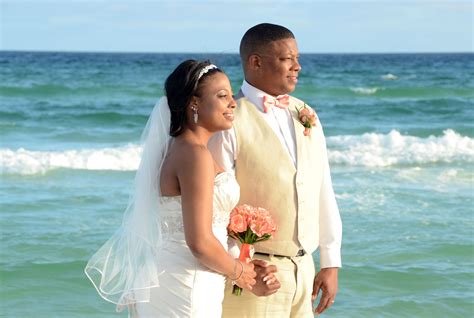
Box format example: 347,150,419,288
382,73,397,80
1,130,473,174
350,87,381,95
0,144,142,175
327,129,474,167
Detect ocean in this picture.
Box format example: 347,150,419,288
0,52,473,317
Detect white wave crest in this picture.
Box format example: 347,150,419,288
381,73,397,80
2,130,473,174
1,144,143,175
350,87,380,95
327,129,474,167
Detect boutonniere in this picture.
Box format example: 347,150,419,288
296,103,318,136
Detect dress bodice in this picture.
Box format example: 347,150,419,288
159,172,240,242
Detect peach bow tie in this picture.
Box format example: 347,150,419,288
262,95,290,113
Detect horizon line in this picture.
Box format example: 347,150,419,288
1,49,473,55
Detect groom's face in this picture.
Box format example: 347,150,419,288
256,38,301,96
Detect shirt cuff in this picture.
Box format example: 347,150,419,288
319,247,342,269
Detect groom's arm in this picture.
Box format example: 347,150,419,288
312,130,342,315
318,153,342,269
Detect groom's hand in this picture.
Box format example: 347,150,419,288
249,259,280,297
312,267,339,315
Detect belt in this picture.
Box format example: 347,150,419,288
255,249,306,258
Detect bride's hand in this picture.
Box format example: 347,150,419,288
234,260,256,290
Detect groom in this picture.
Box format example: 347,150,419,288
209,23,342,317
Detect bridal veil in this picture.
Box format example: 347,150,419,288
85,97,171,311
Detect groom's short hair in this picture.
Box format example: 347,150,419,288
240,23,295,64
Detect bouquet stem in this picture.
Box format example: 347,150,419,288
232,243,253,296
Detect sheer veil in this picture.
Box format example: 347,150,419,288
85,97,171,311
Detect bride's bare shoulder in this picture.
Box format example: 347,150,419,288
160,141,213,195
166,140,213,172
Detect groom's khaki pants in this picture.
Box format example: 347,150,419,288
222,253,315,318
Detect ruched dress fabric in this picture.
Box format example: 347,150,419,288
133,172,239,318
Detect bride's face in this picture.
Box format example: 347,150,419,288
194,72,236,132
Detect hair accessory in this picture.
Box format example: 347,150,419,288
197,64,218,81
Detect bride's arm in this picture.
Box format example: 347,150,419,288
178,146,256,290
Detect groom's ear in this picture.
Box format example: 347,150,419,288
248,54,262,70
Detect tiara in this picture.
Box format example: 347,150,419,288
197,64,218,80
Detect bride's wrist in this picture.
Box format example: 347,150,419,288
228,259,243,283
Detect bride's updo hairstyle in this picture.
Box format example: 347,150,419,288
165,60,222,137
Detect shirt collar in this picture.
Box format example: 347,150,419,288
241,80,290,113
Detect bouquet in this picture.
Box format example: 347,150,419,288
227,204,277,296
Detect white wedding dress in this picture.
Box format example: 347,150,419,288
133,171,239,318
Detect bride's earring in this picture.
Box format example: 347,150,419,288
191,107,198,124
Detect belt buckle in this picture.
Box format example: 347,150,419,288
296,249,306,257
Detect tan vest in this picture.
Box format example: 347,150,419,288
233,97,327,256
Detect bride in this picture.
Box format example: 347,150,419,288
85,60,257,317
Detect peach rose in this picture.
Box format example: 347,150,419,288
249,211,277,237
228,214,247,233
299,107,312,117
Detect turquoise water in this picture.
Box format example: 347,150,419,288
1,52,473,317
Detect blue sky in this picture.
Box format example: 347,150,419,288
1,0,472,53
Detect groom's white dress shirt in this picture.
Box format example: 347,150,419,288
209,80,342,268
